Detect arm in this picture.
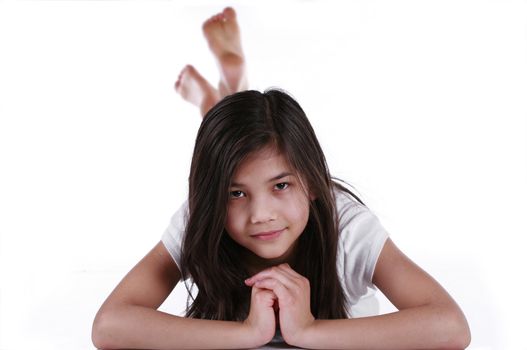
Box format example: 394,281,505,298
91,241,274,349
298,238,470,349
246,239,471,349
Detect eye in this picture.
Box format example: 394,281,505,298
274,182,289,191
230,190,246,198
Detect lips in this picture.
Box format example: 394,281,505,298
250,228,285,241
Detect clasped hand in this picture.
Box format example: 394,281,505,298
243,263,315,346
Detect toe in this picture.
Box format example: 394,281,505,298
223,7,236,20
202,19,211,30
203,14,220,31
185,64,196,74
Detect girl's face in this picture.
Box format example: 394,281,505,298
225,146,311,269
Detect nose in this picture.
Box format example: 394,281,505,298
249,195,276,224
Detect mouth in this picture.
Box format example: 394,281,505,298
250,228,285,241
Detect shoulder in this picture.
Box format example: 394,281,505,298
161,201,189,271
333,188,388,253
334,188,368,223
168,200,189,228
333,187,389,294
333,188,375,237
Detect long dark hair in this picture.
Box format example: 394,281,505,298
180,89,363,321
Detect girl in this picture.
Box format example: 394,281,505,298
92,7,470,350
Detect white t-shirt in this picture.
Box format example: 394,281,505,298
161,189,389,318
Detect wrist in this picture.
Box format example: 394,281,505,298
286,319,321,348
285,319,318,348
239,320,274,348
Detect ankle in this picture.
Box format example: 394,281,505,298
200,93,220,118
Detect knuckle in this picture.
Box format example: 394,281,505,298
251,285,259,295
254,290,267,302
266,279,277,287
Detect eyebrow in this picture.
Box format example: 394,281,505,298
230,172,294,187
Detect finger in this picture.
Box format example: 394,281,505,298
253,278,293,305
246,263,304,287
276,263,303,281
246,266,297,290
246,264,293,282
274,265,310,296
252,287,277,308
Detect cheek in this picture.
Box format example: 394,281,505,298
225,205,243,235
286,195,310,226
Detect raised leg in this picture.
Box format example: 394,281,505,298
175,64,220,118
202,7,248,97
175,7,248,118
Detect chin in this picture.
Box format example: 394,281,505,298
253,247,289,261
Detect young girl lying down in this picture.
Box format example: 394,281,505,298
92,7,471,350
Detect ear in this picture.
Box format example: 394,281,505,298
309,191,317,201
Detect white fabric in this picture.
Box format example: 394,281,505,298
334,190,389,317
161,189,389,318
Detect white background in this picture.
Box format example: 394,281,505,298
1,0,526,349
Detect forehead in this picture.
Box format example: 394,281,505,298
231,147,292,182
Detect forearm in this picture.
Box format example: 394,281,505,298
92,304,258,349
293,304,470,350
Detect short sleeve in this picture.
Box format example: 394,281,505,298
161,201,189,272
335,191,389,314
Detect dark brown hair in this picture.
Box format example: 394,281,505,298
180,89,363,321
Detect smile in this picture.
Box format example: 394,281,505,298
250,229,285,241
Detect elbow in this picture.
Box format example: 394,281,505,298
440,306,471,349
445,328,471,350
451,322,471,350
92,309,119,350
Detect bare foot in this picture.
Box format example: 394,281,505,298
202,7,248,97
175,64,220,118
